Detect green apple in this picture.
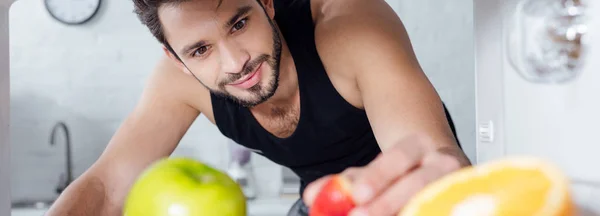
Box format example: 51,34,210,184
123,157,247,216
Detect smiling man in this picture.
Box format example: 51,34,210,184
46,0,471,215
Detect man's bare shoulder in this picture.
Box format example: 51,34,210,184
144,55,214,120
310,0,389,22
309,0,415,109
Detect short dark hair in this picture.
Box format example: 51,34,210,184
132,0,190,45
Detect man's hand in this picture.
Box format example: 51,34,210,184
303,135,467,216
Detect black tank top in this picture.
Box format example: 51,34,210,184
210,0,381,195
210,0,461,195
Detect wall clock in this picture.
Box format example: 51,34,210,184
44,0,102,25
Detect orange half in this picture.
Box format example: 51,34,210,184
400,156,574,216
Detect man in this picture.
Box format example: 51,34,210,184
46,0,471,215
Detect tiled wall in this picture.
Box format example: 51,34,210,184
8,0,474,202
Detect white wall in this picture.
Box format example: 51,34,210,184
8,0,475,202
8,0,239,202
391,0,476,161
1,0,13,215
474,0,506,162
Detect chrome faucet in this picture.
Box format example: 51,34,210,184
50,121,73,194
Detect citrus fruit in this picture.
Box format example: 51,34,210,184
400,156,574,216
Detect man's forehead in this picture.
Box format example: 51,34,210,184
158,0,255,31
159,0,258,52
159,0,253,15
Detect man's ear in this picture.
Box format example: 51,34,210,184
162,46,193,76
259,0,275,19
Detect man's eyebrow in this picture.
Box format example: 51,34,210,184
181,40,207,55
179,5,253,55
225,5,252,29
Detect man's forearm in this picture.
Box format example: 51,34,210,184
438,145,472,167
45,175,119,216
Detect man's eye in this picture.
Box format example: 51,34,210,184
194,46,208,56
232,18,247,32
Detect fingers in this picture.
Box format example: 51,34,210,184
303,175,332,206
349,153,461,216
423,151,462,173
340,167,362,181
351,137,428,204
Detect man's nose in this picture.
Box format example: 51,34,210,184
219,41,250,74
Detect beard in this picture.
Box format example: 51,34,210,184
209,18,282,107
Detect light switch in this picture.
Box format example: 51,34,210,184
479,121,494,143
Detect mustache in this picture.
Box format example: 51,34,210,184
220,54,270,86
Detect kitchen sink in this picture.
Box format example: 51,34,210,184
11,200,53,216
11,208,48,216
11,200,54,209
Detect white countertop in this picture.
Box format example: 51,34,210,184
10,196,299,216
12,190,600,216
248,196,298,216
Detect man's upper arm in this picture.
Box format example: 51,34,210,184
313,0,462,155
91,56,205,206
